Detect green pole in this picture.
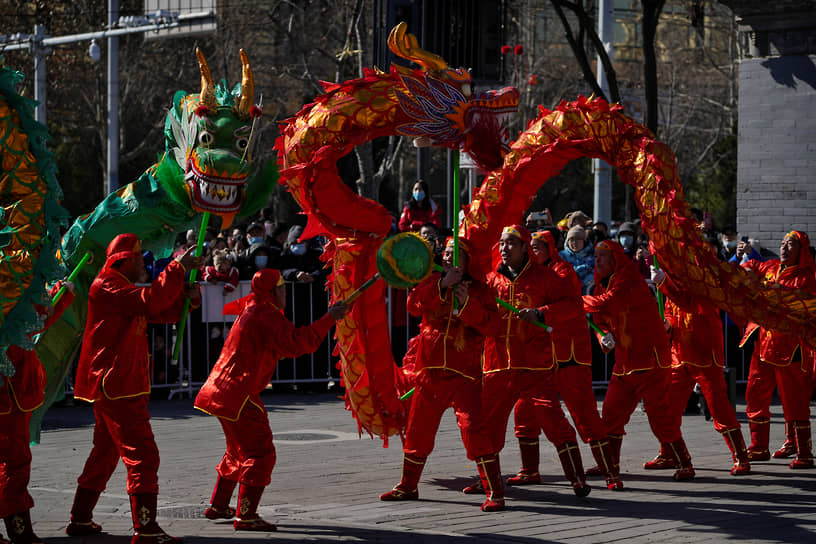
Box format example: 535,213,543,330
52,251,91,305
172,212,210,362
652,255,665,320
451,150,461,311
495,297,552,332
586,316,607,336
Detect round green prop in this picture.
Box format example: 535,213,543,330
376,232,434,288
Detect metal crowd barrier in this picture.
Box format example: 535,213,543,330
67,281,753,400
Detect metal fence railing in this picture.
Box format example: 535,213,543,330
63,281,753,400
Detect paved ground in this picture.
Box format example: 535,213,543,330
26,391,816,543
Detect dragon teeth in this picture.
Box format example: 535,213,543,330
199,180,238,204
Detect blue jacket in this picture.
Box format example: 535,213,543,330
559,245,595,291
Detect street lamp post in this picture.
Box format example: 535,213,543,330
1,9,215,195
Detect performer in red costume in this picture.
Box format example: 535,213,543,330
0,282,74,544
66,233,202,544
508,231,623,490
473,225,590,499
741,230,816,468
649,265,751,475
380,238,502,511
583,240,695,481
195,269,346,530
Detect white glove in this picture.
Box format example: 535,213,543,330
649,266,665,285
601,333,616,350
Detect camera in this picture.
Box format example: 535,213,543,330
741,236,749,243
529,212,548,221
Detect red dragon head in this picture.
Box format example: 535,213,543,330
388,23,519,172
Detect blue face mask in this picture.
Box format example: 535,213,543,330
254,255,268,268
249,236,264,245
619,234,633,248
290,243,307,256
413,190,425,202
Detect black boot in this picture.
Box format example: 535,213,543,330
3,510,42,544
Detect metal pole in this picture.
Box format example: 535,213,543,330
32,24,48,126
593,0,614,225
107,0,120,195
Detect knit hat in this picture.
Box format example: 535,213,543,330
566,226,586,241
567,210,591,228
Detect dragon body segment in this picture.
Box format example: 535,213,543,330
30,49,275,441
276,23,518,441
461,97,816,341
0,62,70,380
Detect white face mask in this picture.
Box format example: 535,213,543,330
254,255,268,268
290,243,307,256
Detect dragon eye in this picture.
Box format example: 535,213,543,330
198,131,214,147
235,137,249,153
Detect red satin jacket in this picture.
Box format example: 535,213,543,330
536,234,592,366
74,260,190,402
484,259,583,373
1,286,74,414
195,298,334,421
740,259,816,367
407,272,497,380
659,276,723,368
583,242,670,375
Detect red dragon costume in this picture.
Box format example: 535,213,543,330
380,238,503,511
195,268,343,530
0,283,73,544
510,230,623,490
648,267,750,476
741,231,816,468
583,240,695,482
67,233,199,544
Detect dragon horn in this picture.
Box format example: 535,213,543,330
387,22,447,72
196,47,217,112
238,49,255,117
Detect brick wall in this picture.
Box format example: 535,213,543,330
736,55,816,254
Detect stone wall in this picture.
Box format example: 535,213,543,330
736,54,816,252
723,1,816,253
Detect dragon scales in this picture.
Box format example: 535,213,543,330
275,23,519,442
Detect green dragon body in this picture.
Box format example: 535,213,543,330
29,49,276,442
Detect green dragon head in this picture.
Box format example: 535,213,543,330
163,49,263,229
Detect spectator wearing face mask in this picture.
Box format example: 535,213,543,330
239,242,274,280
280,225,327,284
398,180,442,232
616,222,637,257
245,222,267,247
559,226,595,294
719,225,739,261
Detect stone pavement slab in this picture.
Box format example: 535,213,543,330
26,392,816,543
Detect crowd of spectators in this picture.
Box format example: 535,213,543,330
142,175,796,394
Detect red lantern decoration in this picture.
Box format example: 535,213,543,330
501,45,511,55
528,74,538,86
514,45,524,55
